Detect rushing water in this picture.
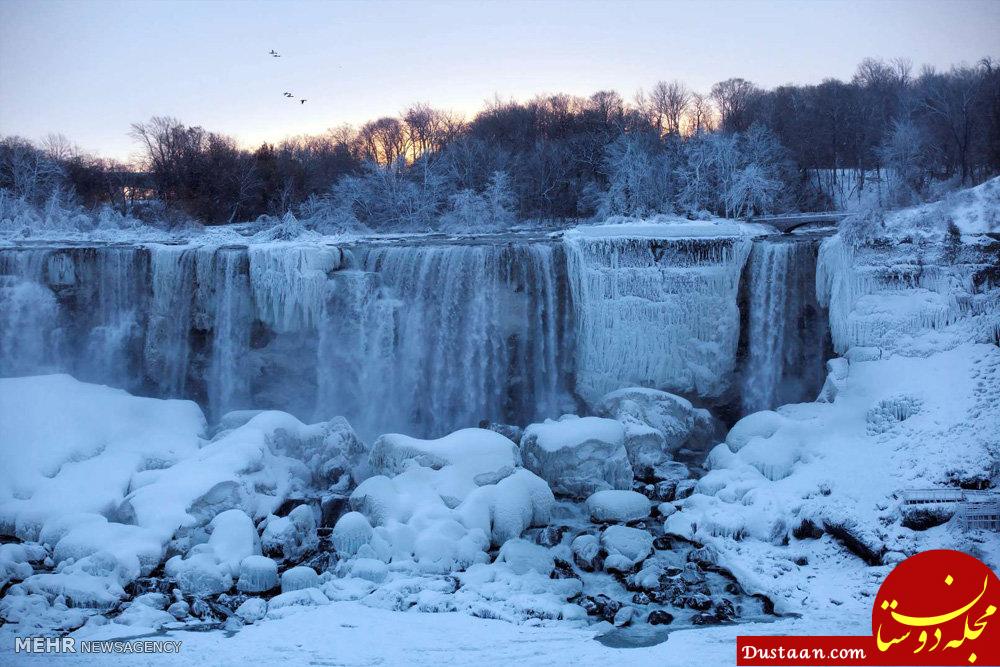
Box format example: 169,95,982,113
0,234,830,437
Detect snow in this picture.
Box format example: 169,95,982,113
206,510,261,576
330,511,373,557
0,374,204,541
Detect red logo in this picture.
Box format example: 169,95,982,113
737,549,1000,665
872,550,1000,665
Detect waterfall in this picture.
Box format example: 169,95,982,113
145,245,196,396
740,239,828,414
333,242,571,437
200,247,253,419
565,233,752,405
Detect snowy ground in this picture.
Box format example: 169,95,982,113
0,603,869,667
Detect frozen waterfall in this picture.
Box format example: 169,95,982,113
0,231,838,437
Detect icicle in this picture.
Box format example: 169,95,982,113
565,233,752,405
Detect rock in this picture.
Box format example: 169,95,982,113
900,506,955,531
613,606,635,627
165,549,233,597
691,612,719,625
715,598,736,622
586,490,652,523
551,558,579,580
687,545,719,570
262,505,319,562
521,417,632,499
791,518,824,540
208,509,261,576
235,597,267,623
167,600,189,620
657,503,677,518
320,494,350,528
236,556,278,593
652,535,673,551
571,534,606,572
477,420,524,444
535,526,565,548
822,518,885,565
647,609,674,625
579,594,621,623
497,539,555,576
600,526,653,571
678,592,713,611
599,388,717,476
674,479,696,499
632,591,651,605
331,512,373,558
269,416,367,491
280,566,320,593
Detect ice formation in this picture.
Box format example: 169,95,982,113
565,229,752,404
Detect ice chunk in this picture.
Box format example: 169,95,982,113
331,511,373,558
164,548,233,597
265,587,329,617
53,522,162,580
237,555,278,593
208,509,261,576
280,566,319,593
521,417,632,498
586,490,651,523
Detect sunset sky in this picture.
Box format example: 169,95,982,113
1,0,998,159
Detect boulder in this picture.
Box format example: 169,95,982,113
280,566,320,593
236,556,278,593
600,526,653,571
586,490,651,523
261,505,318,562
520,417,632,499
599,388,716,476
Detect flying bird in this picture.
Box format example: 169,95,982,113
300,99,307,105
269,49,279,56
284,92,293,97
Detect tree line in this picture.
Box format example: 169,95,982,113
2,56,998,230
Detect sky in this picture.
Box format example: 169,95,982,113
1,0,998,160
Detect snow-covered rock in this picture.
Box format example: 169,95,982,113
235,597,267,623
261,505,319,562
599,387,715,477
585,490,651,523
495,539,555,576
207,509,261,576
237,555,278,593
280,566,320,593
520,417,632,498
332,512,374,557
600,526,653,571
164,547,233,597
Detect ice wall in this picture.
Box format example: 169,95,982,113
817,235,1000,355
565,233,752,405
739,239,829,414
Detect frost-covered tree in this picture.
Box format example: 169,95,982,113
597,132,675,218
878,118,931,206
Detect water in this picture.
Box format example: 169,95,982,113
740,239,829,415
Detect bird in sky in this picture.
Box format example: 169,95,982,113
300,99,307,105
283,92,293,98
